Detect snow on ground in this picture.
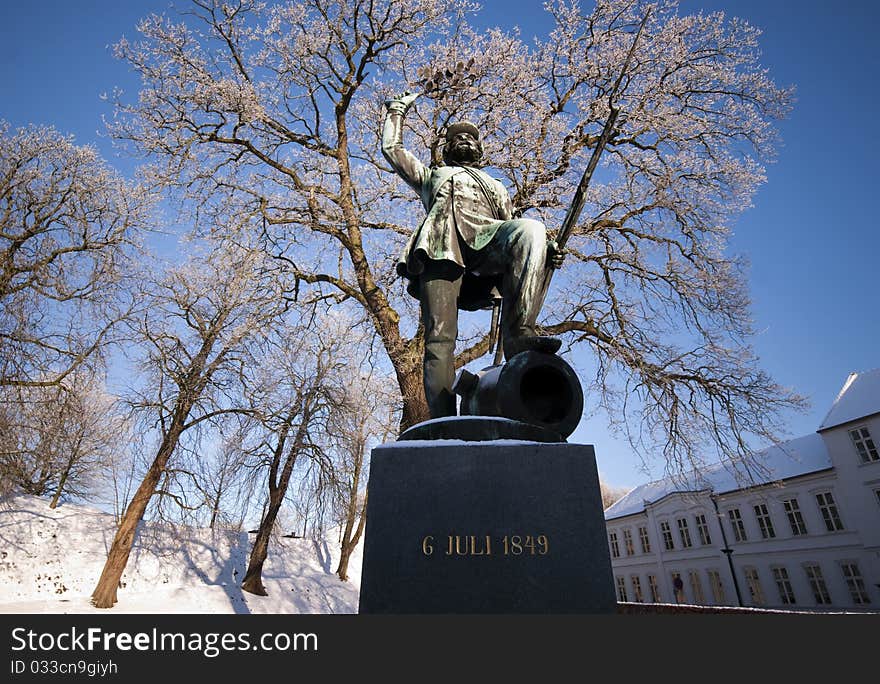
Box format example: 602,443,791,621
0,495,362,614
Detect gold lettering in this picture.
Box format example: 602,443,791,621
428,534,546,557
510,535,523,555
538,535,549,555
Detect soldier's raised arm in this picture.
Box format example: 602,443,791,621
381,92,429,194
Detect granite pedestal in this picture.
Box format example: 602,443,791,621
358,440,616,613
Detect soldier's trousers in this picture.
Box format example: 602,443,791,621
419,218,548,418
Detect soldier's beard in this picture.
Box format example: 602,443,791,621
448,142,481,166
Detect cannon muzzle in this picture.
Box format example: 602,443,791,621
453,350,583,440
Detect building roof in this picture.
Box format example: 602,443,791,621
818,367,880,431
604,432,832,521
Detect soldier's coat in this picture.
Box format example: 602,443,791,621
382,112,514,309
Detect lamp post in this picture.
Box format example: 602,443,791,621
710,493,744,607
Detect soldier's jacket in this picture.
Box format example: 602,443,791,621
382,111,512,309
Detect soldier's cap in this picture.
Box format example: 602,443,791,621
445,121,480,142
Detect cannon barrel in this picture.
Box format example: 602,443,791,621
453,350,584,440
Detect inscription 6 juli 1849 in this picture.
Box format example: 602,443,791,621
421,534,550,557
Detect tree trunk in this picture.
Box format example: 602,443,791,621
336,490,368,582
396,354,429,431
91,426,182,608
241,406,308,597
209,471,225,529
49,459,73,509
240,494,283,596
336,518,356,582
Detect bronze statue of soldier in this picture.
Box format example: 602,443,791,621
382,91,563,419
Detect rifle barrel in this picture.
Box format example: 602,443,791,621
534,10,651,315
556,11,650,250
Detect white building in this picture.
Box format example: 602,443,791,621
604,368,880,611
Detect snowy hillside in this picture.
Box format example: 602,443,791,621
0,495,362,614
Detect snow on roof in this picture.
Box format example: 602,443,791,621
818,367,880,431
604,432,832,521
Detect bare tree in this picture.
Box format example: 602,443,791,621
110,0,805,480
199,418,257,531
46,382,126,509
600,481,631,510
239,315,350,596
103,428,140,524
326,367,397,581
0,122,151,390
0,391,56,497
91,240,294,608
0,372,125,507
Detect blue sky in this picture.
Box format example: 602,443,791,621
2,0,878,488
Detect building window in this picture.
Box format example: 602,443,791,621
707,569,726,605
849,426,879,463
727,508,747,542
659,521,675,550
688,570,705,604
623,528,635,556
743,567,765,606
638,526,651,553
804,564,832,605
815,492,844,532
608,531,620,558
772,567,796,605
754,503,776,539
616,576,628,602
783,498,808,536
647,574,661,603
676,518,693,548
840,562,871,604
874,488,880,508
695,513,712,545
630,575,644,602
